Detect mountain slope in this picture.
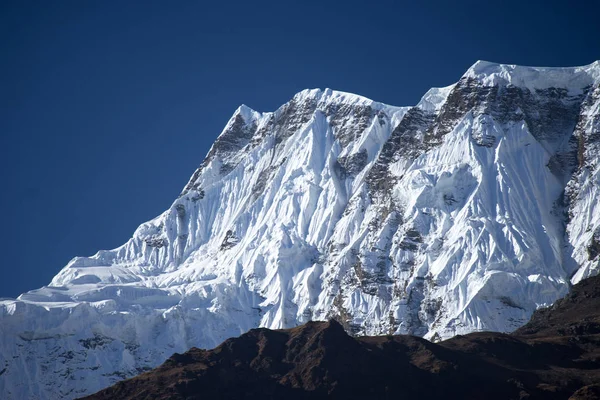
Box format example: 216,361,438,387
1,61,600,399
83,274,600,400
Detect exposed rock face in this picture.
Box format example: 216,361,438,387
84,274,600,400
2,61,600,399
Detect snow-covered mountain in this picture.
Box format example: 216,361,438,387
2,60,600,399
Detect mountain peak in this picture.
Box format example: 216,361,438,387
462,59,600,92
3,61,600,399
230,103,261,125
290,87,404,110
417,84,456,112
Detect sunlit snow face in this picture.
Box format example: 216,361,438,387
2,61,600,400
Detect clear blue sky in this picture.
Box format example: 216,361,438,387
1,0,598,298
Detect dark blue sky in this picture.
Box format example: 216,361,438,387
1,0,598,298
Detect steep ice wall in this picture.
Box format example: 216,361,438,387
1,61,599,399
567,78,600,283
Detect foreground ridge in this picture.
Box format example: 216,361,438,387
1,60,600,398
84,274,600,400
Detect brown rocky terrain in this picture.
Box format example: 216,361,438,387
83,274,600,400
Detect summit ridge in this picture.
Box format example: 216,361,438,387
1,60,600,399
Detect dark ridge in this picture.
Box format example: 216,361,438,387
82,275,600,400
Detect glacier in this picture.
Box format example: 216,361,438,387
1,60,600,399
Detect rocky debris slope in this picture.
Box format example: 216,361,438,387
1,61,600,399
